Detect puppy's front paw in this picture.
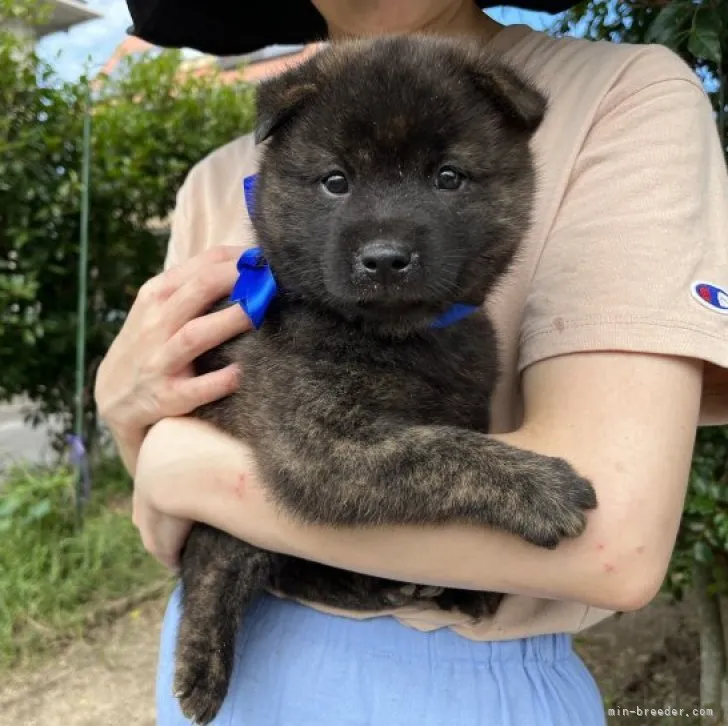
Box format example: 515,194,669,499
512,456,597,549
174,642,233,725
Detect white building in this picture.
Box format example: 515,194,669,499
3,0,101,44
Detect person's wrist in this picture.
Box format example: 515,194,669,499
106,419,147,475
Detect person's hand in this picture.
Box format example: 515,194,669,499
132,417,199,570
132,488,192,572
94,246,251,474
132,416,275,570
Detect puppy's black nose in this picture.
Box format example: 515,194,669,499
355,241,414,284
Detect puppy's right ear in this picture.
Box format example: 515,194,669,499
466,59,547,134
254,68,319,144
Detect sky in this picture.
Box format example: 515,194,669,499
37,2,561,82
37,0,133,79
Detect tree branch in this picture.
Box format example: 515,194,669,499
695,561,725,725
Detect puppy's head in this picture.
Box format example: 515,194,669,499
252,35,546,332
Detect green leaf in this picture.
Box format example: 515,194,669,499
0,21,255,457
694,540,715,564
645,0,694,49
688,7,722,63
27,499,52,522
0,497,22,519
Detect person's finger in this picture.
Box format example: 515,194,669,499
168,364,242,414
156,305,253,375
158,304,251,374
157,260,247,338
148,538,184,570
134,506,192,570
126,246,247,327
165,245,248,290
156,515,193,569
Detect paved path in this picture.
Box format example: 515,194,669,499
0,401,61,473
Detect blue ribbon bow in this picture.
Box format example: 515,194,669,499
229,246,278,329
231,174,478,329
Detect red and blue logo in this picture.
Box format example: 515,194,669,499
691,281,728,315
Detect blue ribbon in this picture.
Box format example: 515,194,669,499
243,174,257,219
233,174,478,329
229,247,278,329
430,303,479,328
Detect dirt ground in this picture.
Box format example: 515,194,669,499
0,598,166,726
577,596,700,725
0,594,699,726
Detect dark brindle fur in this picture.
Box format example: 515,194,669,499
174,35,597,724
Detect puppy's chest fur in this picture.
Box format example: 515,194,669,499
190,298,501,614
196,300,498,472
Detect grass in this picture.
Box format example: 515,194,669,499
0,456,170,668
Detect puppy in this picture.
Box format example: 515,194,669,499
174,35,597,724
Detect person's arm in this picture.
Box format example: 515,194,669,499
133,48,727,607
135,349,702,612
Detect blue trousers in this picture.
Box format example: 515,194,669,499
157,587,606,725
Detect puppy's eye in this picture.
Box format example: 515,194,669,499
435,166,464,191
321,172,349,196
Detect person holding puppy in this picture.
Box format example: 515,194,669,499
96,1,728,724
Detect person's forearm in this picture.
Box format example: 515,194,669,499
210,434,667,612
143,416,679,613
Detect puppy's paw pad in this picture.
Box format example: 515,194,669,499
174,655,230,725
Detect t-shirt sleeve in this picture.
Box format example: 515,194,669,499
162,134,258,271
519,66,728,425
163,171,195,271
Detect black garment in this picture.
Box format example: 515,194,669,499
125,0,574,56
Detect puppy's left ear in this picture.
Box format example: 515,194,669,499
254,65,319,144
468,60,547,133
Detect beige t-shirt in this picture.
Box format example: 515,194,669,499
165,25,728,640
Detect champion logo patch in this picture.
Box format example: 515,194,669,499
691,281,728,315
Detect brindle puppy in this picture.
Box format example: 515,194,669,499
174,35,597,724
